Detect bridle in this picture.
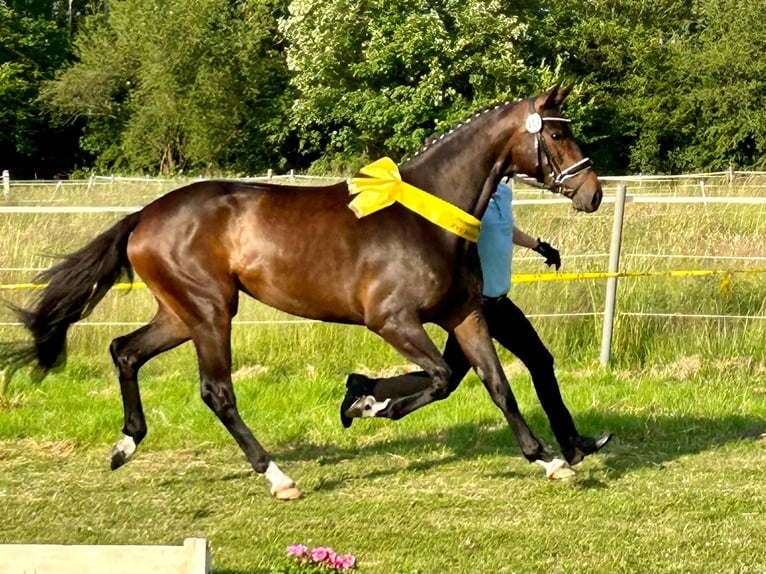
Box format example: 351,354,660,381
518,97,593,197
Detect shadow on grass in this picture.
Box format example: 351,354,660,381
143,401,764,494
270,409,765,487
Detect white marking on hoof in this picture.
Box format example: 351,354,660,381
265,461,301,500
535,458,576,480
347,396,391,418
113,435,136,460
110,435,137,470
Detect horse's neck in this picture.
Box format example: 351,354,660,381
400,107,519,221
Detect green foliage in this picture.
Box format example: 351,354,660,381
43,0,292,174
672,0,766,170
4,0,766,177
280,0,535,168
0,4,79,177
530,0,694,173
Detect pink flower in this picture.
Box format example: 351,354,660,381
286,544,356,571
328,554,343,569
286,544,309,558
310,546,330,562
335,553,357,570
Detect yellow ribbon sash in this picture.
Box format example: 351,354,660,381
347,157,481,242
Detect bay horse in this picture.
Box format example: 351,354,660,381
1,86,603,500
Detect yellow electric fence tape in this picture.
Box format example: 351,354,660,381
510,268,764,283
0,283,147,291
2,268,764,291
347,157,482,242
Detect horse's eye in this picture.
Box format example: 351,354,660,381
550,132,561,140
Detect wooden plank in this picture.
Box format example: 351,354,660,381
0,537,210,574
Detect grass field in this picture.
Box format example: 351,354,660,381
1,176,765,573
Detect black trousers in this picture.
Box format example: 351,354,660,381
370,295,580,448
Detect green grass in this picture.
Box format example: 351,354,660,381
1,177,766,572
1,362,765,573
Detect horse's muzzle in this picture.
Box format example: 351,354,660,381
572,176,602,213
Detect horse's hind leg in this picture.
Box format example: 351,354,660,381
109,308,190,469
191,316,301,500
365,310,456,418
134,260,298,500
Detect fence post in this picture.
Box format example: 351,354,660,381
599,183,627,366
2,170,9,199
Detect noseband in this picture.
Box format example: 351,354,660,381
521,98,592,196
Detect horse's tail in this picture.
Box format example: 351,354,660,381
1,211,143,379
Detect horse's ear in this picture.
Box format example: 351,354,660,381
539,85,573,110
553,85,573,106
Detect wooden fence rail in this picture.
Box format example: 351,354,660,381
0,537,210,574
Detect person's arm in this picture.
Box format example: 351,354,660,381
512,225,539,250
513,225,561,270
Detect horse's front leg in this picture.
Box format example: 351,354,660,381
451,309,575,479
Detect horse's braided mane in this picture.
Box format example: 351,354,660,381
401,99,518,164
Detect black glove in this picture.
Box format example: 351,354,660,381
533,239,561,270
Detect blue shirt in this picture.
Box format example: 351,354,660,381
477,182,514,297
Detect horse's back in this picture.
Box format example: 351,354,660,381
128,177,352,271
127,179,451,324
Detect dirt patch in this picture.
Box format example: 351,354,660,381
649,355,703,379
0,438,77,461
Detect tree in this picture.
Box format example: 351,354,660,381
280,0,547,172
42,0,292,174
16,0,766,176
672,0,766,170
528,0,697,174
0,3,82,178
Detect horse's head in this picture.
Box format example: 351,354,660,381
504,85,602,213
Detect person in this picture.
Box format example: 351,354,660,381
339,179,611,466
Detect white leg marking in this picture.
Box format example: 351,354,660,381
265,461,295,494
347,396,391,419
114,435,136,460
535,457,576,480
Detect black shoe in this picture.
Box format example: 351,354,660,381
563,432,613,466
340,373,376,428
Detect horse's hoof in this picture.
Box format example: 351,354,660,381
535,457,575,479
110,435,137,470
272,484,303,501
110,449,128,470
564,432,613,466
550,464,577,480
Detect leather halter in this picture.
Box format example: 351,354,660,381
522,97,593,196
